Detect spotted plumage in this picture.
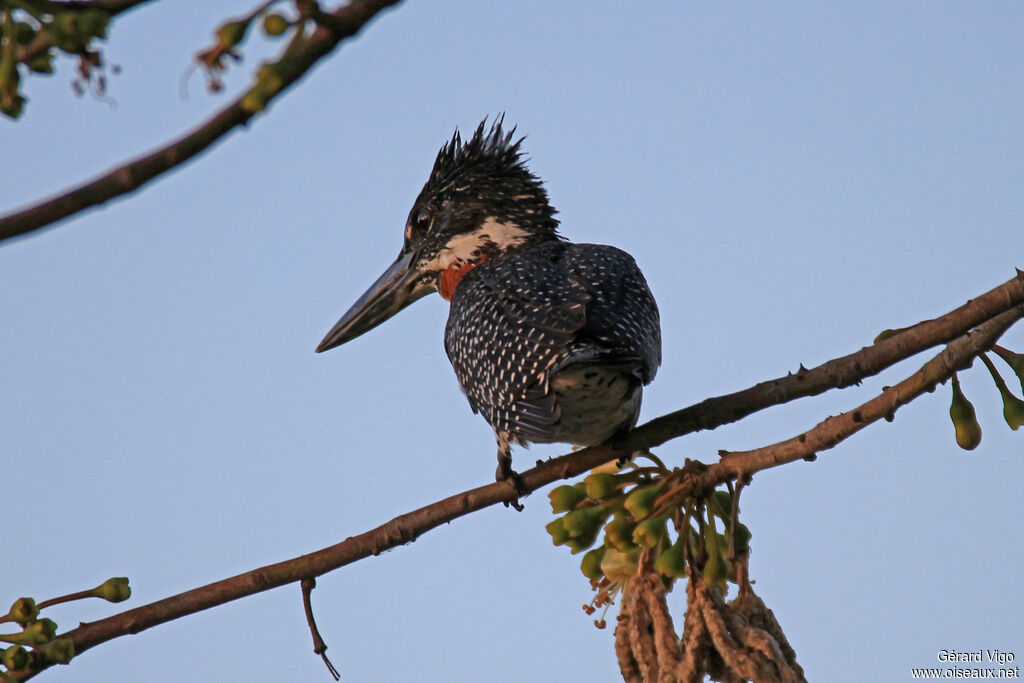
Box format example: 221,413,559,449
446,241,660,451
317,118,662,490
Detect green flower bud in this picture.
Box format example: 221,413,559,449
240,88,268,113
874,327,909,344
216,19,250,48
216,20,249,48
255,63,284,95
566,525,602,554
26,52,55,74
545,517,570,546
949,374,982,450
702,528,727,586
992,346,1024,394
92,577,131,603
600,547,641,583
1001,389,1024,431
262,14,290,37
631,516,667,549
7,597,38,625
39,638,75,664
2,644,29,672
0,93,25,120
563,505,610,539
548,484,587,513
13,22,36,46
584,473,619,500
51,13,80,38
725,521,752,556
20,618,58,645
623,482,663,522
78,10,110,39
49,13,87,52
654,533,689,579
603,515,638,552
580,546,606,580
702,546,727,586
707,490,733,522
980,354,1024,432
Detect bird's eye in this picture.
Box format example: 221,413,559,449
411,210,432,234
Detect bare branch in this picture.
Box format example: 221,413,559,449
15,270,1024,679
0,0,403,243
621,269,1024,454
300,578,340,681
712,304,1024,476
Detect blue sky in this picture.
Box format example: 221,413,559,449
2,2,1022,681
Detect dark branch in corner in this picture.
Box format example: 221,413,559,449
26,0,154,11
13,1,157,67
0,0,403,244
15,270,1023,680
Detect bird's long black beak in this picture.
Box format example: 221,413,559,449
316,250,430,352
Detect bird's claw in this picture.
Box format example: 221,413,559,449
496,458,526,511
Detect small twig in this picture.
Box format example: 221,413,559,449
301,577,340,681
34,589,94,611
978,351,1012,392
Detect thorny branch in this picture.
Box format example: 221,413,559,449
14,270,1024,679
0,0,403,242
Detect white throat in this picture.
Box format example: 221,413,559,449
426,217,531,271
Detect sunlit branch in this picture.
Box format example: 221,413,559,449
16,270,1023,679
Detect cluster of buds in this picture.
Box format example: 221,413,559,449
196,1,304,97
0,578,131,675
0,3,112,119
948,344,1024,451
545,456,751,628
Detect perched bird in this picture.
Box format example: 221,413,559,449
317,119,661,494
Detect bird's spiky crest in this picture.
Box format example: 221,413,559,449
428,117,531,194
417,116,560,238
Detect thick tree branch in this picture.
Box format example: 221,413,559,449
620,269,1024,453
16,271,1024,679
702,303,1024,486
0,0,402,243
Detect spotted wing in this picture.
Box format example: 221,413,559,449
444,241,661,444
444,242,588,443
560,243,662,383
